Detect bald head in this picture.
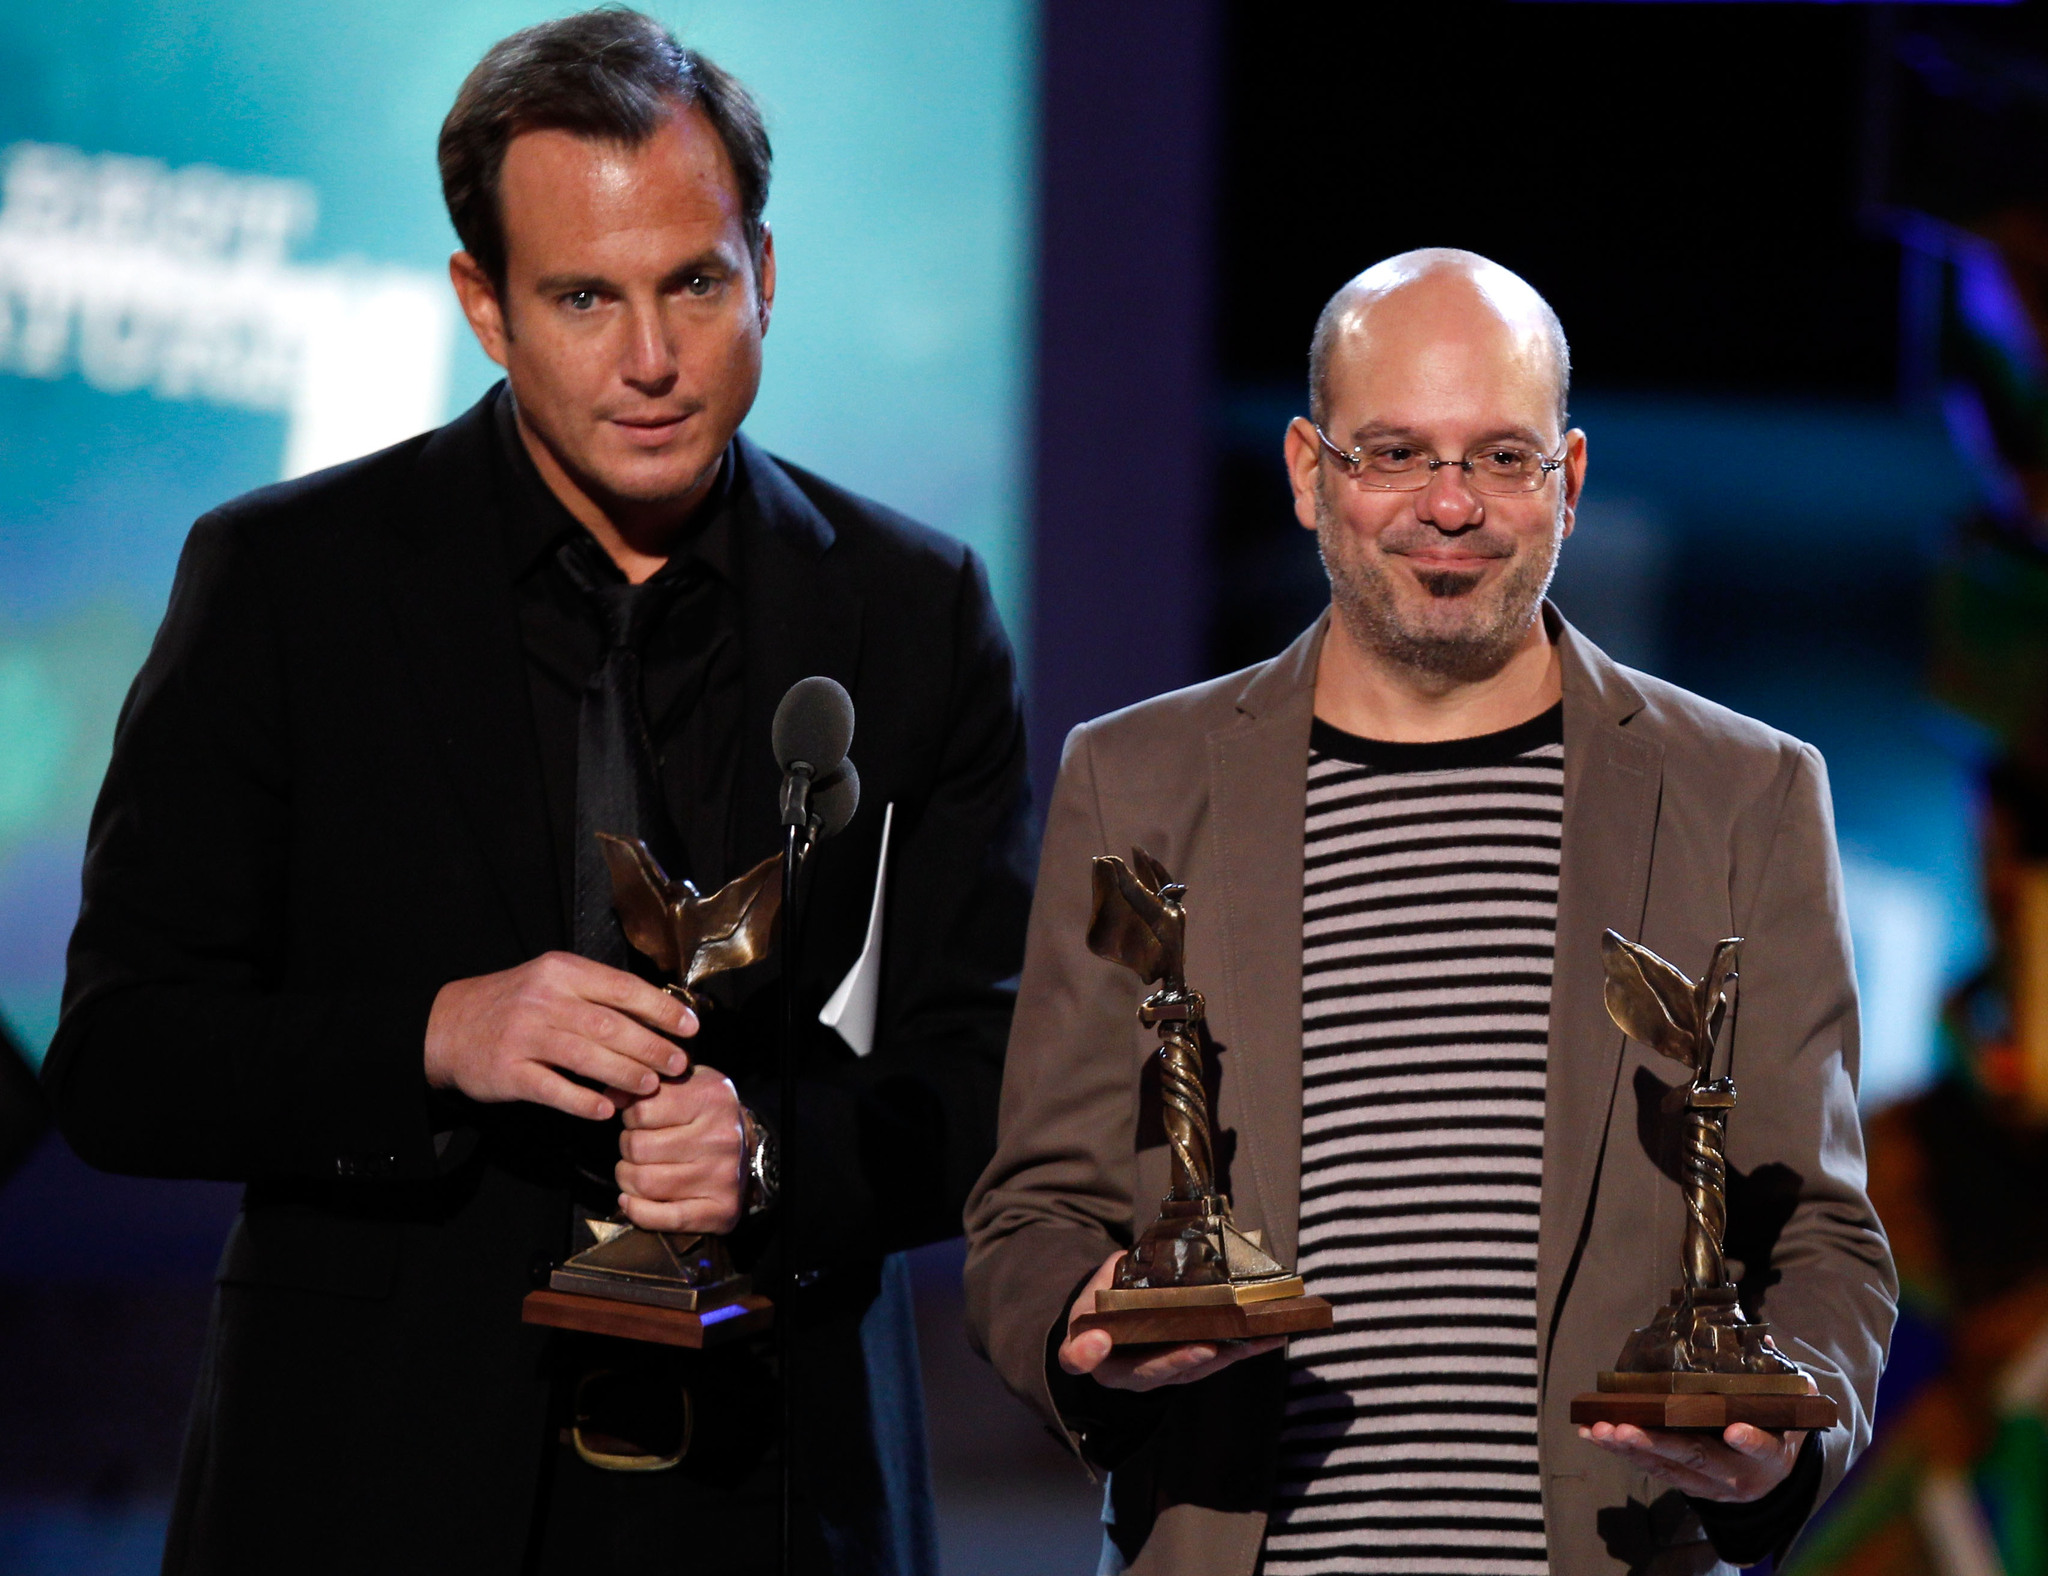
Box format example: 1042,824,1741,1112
1308,249,1571,433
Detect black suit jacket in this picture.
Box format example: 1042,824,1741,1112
43,392,1033,1574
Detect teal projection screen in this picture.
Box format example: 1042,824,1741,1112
0,1,1034,1062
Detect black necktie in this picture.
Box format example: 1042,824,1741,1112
557,538,683,969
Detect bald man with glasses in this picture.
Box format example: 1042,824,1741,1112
966,249,1894,1575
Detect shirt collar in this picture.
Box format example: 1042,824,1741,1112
489,381,737,586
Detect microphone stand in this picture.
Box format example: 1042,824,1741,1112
778,798,811,1576
766,677,851,1576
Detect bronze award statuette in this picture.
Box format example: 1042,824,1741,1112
520,836,780,1350
1569,931,1839,1432
1069,849,1334,1346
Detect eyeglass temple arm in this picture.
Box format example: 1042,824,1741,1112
1310,422,1362,465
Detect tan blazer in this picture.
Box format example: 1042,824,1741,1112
965,610,1896,1575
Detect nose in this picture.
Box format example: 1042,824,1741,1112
1414,463,1485,532
620,299,678,395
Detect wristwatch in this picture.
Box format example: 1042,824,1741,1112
740,1105,779,1216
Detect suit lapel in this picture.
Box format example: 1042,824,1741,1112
1206,617,1324,1269
1536,614,1662,1390
729,436,863,897
377,395,559,957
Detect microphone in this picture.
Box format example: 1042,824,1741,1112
809,759,860,842
772,677,855,832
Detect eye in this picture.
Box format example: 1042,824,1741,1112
1366,445,1425,471
561,289,601,312
1476,448,1533,472
680,273,719,297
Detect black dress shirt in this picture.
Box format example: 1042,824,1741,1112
489,390,747,930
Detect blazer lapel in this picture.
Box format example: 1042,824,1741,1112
729,436,864,899
1536,611,1663,1390
1206,616,1324,1269
1206,604,1659,1372
377,396,559,958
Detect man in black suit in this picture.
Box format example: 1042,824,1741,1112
42,13,1031,1574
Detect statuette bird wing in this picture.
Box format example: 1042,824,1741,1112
1698,937,1742,1049
1130,846,1175,899
598,833,683,975
1088,849,1184,985
1601,930,1703,1070
677,850,784,992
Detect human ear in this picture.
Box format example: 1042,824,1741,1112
1284,417,1324,533
449,252,511,368
1558,428,1588,539
754,225,776,334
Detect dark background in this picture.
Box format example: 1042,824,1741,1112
1034,0,1975,763
1206,0,1908,685
1220,7,1900,401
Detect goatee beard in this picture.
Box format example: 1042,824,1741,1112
1315,486,1560,686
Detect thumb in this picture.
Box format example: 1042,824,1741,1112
1060,1328,1111,1376
1723,1423,1788,1460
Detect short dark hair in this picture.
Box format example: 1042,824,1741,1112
438,8,771,290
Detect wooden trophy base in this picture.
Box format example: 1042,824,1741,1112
521,1222,771,1348
1571,1371,1838,1432
1072,1278,1334,1346
522,1289,774,1349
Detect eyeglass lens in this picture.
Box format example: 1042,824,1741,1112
1353,447,1552,495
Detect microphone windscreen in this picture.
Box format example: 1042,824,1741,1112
772,676,854,774
809,759,860,841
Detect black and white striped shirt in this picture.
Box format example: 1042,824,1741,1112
1260,706,1563,1576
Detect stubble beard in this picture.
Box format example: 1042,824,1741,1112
1315,480,1563,687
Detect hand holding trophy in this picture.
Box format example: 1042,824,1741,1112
1570,930,1838,1431
519,841,784,1349
520,677,859,1353
1069,849,1333,1345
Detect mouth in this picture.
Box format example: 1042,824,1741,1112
1387,545,1508,601
1396,548,1508,575
609,410,696,448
